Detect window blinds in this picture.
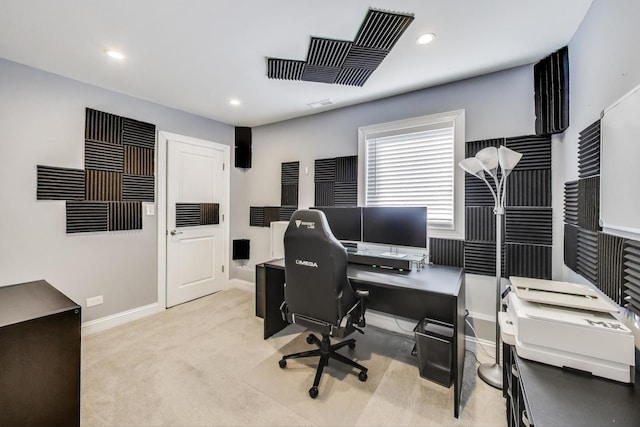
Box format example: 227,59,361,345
365,125,454,228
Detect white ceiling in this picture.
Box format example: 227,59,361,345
0,0,592,127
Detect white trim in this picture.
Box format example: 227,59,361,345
157,131,231,310
81,303,159,336
466,310,496,323
229,278,254,292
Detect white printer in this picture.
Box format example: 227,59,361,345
499,276,635,383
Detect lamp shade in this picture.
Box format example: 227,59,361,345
498,145,523,176
458,157,486,180
475,146,499,176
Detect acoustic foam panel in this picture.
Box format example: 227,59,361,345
505,170,551,207
124,146,154,176
122,174,154,202
279,206,297,222
464,241,504,276
578,176,600,231
576,228,598,285
264,207,281,226
534,46,569,135
335,156,358,182
122,117,156,149
232,239,250,260
109,202,142,231
200,203,220,225
578,119,601,179
85,141,124,172
505,135,552,170
314,155,357,207
429,238,464,268
564,224,579,272
314,158,336,182
281,161,299,206
267,8,413,87
85,170,122,201
465,138,503,158
314,182,335,207
66,201,108,233
334,182,357,206
465,207,496,242
598,232,625,305
281,185,298,206
234,127,252,169
623,239,640,317
505,208,552,245
564,180,579,225
37,166,85,201
505,244,552,280
176,203,220,227
85,108,122,145
465,176,495,206
249,207,265,227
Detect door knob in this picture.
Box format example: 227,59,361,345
170,229,183,235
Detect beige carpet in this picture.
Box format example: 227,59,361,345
81,288,505,426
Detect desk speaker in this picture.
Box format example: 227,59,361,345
235,127,252,169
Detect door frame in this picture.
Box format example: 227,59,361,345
157,131,230,310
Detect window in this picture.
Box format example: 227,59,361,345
358,110,465,239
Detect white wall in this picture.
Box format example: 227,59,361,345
0,59,233,322
232,65,536,320
556,0,640,284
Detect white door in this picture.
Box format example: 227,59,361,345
166,136,228,307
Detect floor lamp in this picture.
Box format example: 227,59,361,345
459,145,522,389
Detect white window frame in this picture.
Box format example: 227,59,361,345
357,109,465,240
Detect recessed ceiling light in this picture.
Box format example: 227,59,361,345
105,49,125,60
229,99,241,106
416,33,436,45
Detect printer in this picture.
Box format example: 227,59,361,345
499,276,635,383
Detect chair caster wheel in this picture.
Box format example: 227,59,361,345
279,359,287,369
348,341,356,349
359,371,368,382
309,386,319,398
306,334,315,344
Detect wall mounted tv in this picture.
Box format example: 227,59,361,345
362,206,427,248
311,207,362,242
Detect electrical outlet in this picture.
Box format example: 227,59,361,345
86,295,103,307
145,204,155,216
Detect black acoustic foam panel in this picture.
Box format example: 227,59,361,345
122,174,154,202
37,166,85,200
200,203,220,225
281,162,299,206
564,224,578,272
232,239,250,260
505,135,552,170
429,238,464,268
465,138,503,158
506,170,551,207
66,201,108,233
279,206,297,222
122,117,156,149
598,233,625,305
578,119,601,179
267,8,413,87
576,228,598,285
250,207,265,227
124,146,154,176
465,176,495,206
314,155,357,207
623,239,640,317
335,156,358,182
464,241,505,276
109,202,142,231
465,207,496,242
578,176,600,231
315,158,336,182
505,244,552,279
86,170,122,201
505,208,553,246
176,203,219,227
85,109,122,145
315,183,335,207
85,141,124,172
564,181,579,225
534,46,569,135
335,182,357,206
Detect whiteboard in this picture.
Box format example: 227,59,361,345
600,83,640,239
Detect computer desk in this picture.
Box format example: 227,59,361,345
255,258,466,418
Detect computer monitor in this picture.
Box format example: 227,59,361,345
310,207,362,242
362,206,427,248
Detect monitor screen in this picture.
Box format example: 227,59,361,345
362,206,427,248
311,207,362,242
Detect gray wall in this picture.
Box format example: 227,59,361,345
557,0,640,284
232,65,536,319
0,58,233,322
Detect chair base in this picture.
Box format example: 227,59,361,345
279,333,368,398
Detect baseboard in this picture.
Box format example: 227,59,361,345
467,310,495,322
365,310,417,338
81,303,159,336
229,278,254,292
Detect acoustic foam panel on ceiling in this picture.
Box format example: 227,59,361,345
598,232,625,305
66,201,108,233
505,135,552,170
564,181,579,225
335,68,375,86
505,244,552,280
564,223,578,272
623,239,640,317
315,182,335,207
342,45,388,69
85,141,124,173
534,46,569,135
505,208,552,245
578,176,600,231
464,241,504,276
232,239,250,260
578,119,600,179
302,65,341,84
429,238,464,268
354,9,414,50
576,228,598,285
505,170,551,207
85,108,122,145
37,166,85,200
85,170,122,201
122,174,154,202
306,37,352,67
267,59,305,81
465,138,503,158
122,117,156,149
124,146,154,175
109,202,142,231
465,207,496,242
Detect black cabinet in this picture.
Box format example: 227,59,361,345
503,345,640,427
0,280,81,427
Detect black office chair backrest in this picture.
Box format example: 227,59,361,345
284,209,355,325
